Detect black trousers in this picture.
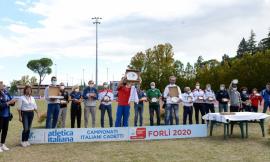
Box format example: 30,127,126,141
0,117,9,144
193,103,205,124
183,106,193,125
21,111,34,141
230,105,240,112
149,104,160,126
100,104,113,128
205,103,215,114
71,104,81,128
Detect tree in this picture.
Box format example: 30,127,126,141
237,38,248,57
258,28,270,52
27,58,53,94
194,56,204,72
246,30,257,55
129,43,177,90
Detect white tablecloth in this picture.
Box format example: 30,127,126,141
202,112,270,123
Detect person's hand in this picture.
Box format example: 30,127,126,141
7,100,16,106
19,116,22,122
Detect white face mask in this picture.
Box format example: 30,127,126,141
187,91,191,94
242,91,247,94
52,81,57,85
60,86,65,90
207,87,211,90
196,86,200,89
151,86,155,89
75,89,79,92
104,85,108,88
233,88,237,91
220,87,225,90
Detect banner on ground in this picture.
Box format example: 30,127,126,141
28,124,207,144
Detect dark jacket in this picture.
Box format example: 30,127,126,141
216,90,230,104
0,90,13,117
60,90,69,108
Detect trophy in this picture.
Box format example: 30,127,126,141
232,79,238,84
48,86,64,99
125,69,140,83
169,86,179,103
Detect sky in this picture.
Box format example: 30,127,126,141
0,0,270,86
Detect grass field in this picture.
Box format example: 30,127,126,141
0,100,270,162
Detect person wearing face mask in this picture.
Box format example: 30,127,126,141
83,80,98,128
98,82,114,127
228,80,241,112
57,82,69,128
250,88,263,112
17,85,40,147
240,87,251,112
0,81,16,152
204,84,216,114
70,85,82,128
261,83,270,113
115,77,131,127
192,82,205,124
163,76,182,125
216,84,230,112
44,76,60,128
146,82,162,126
182,87,194,125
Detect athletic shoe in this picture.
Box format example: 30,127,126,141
1,144,10,151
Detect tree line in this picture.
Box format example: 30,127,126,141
128,29,270,92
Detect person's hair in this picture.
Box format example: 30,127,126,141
196,82,200,86
252,88,257,92
184,87,190,92
241,87,247,91
150,82,155,85
60,82,65,86
72,85,79,91
88,80,94,84
51,76,57,81
23,85,32,95
267,82,270,86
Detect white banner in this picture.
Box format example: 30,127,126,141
28,124,207,144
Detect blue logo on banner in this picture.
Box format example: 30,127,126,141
48,130,74,143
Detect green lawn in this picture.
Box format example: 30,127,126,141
0,100,270,162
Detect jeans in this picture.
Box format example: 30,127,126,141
205,103,215,114
46,103,60,128
219,103,228,112
100,104,113,127
115,105,130,127
57,108,67,128
0,117,9,144
84,106,96,128
21,111,34,141
134,103,144,127
149,104,160,126
183,106,193,125
263,102,270,113
71,103,81,128
165,104,179,125
194,103,205,124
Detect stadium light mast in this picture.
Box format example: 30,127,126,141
92,17,102,87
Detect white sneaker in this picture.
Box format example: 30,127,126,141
0,147,3,153
1,144,10,151
21,142,27,147
26,141,31,146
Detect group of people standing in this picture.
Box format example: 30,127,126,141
0,75,270,151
